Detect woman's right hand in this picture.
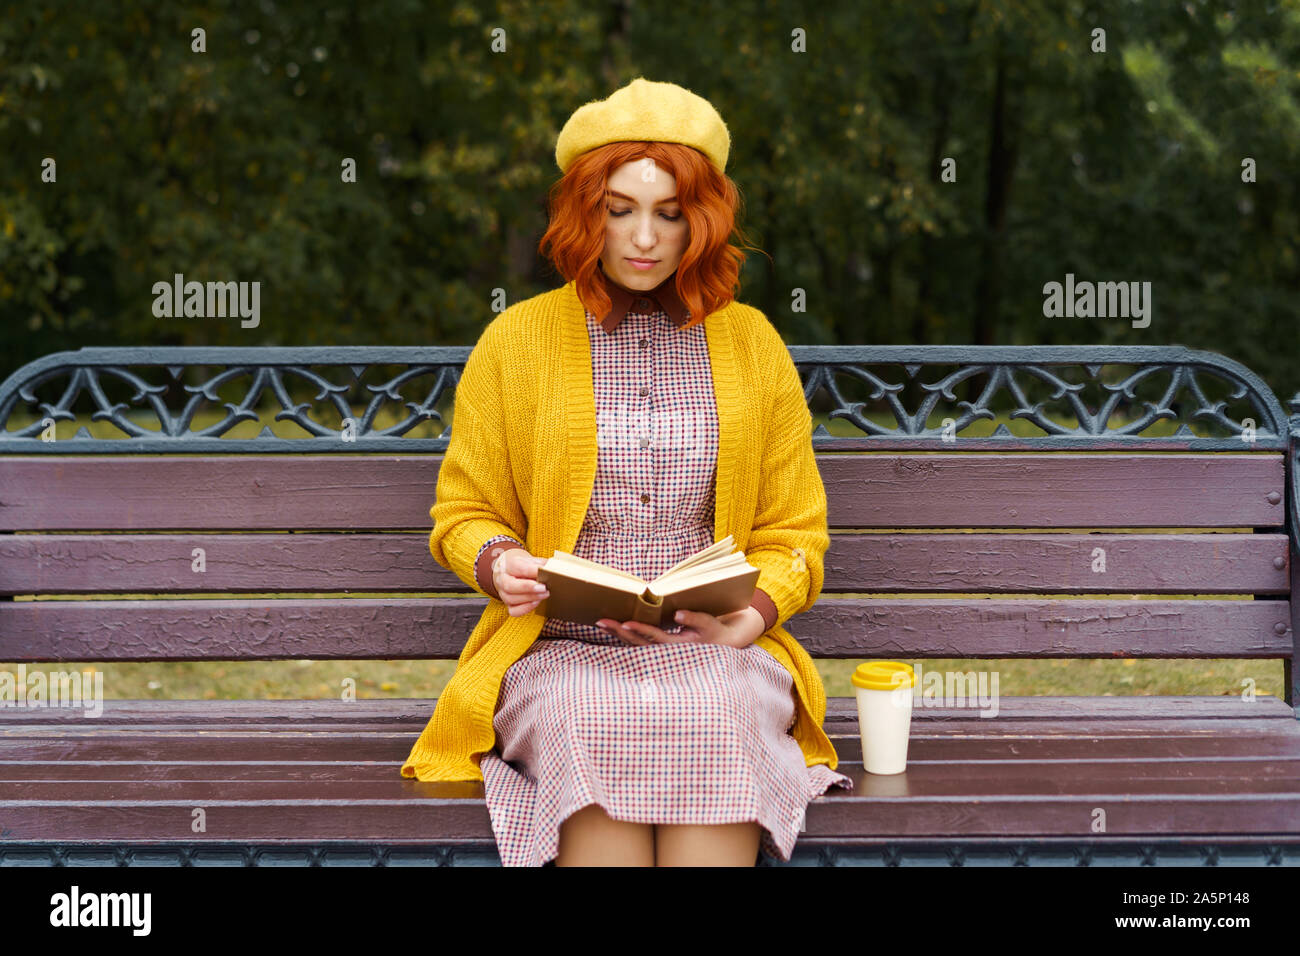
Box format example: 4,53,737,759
492,548,550,616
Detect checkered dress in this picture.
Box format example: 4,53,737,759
473,300,852,866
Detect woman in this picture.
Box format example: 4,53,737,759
400,76,853,866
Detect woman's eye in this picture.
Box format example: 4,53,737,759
609,209,682,221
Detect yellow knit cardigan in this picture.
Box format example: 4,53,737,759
400,277,838,782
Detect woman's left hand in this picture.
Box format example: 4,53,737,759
596,607,767,648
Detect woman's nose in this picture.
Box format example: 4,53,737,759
633,217,657,246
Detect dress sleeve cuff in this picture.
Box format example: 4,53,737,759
475,537,526,600
749,587,779,632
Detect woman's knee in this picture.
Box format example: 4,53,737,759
654,820,762,867
555,803,654,866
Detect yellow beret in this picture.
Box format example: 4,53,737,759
555,76,731,174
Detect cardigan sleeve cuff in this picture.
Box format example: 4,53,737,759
749,587,779,632
474,536,526,601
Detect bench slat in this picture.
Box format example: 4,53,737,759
0,797,1292,842
1,597,1288,660
2,765,1297,841
5,725,1298,763
821,453,1285,527
2,749,1295,783
1,532,1287,595
0,453,1283,531
828,532,1289,594
5,755,1299,799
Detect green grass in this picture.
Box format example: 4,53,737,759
0,657,1280,701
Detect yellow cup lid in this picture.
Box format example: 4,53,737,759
852,660,915,691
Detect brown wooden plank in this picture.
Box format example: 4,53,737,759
821,739,1300,762
0,453,1283,531
0,597,1289,661
0,801,494,843
820,453,1285,528
2,750,1295,783
6,753,1298,801
802,597,1292,658
800,794,1300,839
0,723,407,738
0,597,485,660
2,719,1298,763
29,726,1300,750
0,533,445,595
0,763,413,782
2,737,1297,769
0,695,1290,725
795,834,1300,846
0,456,440,531
4,723,1296,749
2,532,1287,596
819,533,1290,594
1291,555,1300,707
820,695,1299,722
5,712,1295,738
0,788,1296,841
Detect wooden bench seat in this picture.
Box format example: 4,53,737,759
2,345,1299,866
3,696,1297,866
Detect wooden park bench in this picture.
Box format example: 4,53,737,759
1,344,1297,866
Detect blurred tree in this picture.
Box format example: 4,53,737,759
0,0,1296,400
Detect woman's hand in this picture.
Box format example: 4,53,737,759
491,548,551,617
596,607,767,648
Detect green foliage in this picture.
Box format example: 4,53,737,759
1,0,1297,395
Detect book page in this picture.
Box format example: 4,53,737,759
661,552,751,587
648,559,756,598
545,550,647,586
650,534,735,585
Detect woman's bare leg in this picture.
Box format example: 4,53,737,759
553,803,655,866
654,822,762,866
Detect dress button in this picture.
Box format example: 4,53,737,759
639,437,650,449
640,493,650,503
634,298,650,310
639,387,649,397
639,338,649,349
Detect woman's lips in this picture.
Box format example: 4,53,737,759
627,258,658,270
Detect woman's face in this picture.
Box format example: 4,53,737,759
598,159,689,292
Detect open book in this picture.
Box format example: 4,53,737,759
535,534,760,629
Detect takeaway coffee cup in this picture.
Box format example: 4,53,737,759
852,660,916,774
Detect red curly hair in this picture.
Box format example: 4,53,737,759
537,141,764,329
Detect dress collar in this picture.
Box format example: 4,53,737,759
557,276,742,558
595,263,689,334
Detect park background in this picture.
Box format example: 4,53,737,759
1,0,1297,702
